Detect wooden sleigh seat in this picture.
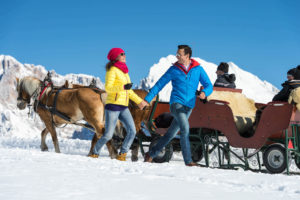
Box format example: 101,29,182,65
189,99,293,149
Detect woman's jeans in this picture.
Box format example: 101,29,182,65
93,108,136,155
149,103,193,164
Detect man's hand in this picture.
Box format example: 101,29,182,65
199,92,206,99
138,100,149,110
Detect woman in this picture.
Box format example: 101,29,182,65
90,48,148,161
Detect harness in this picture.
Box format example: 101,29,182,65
31,73,101,131
36,89,71,127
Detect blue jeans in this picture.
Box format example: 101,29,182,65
93,108,136,155
149,103,193,164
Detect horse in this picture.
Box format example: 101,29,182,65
60,81,154,161
16,76,117,158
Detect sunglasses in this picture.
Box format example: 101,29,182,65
176,53,185,57
120,53,126,56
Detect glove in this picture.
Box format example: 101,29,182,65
124,83,133,90
200,98,208,104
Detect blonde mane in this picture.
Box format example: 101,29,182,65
19,77,41,98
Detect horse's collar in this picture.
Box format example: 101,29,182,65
38,82,52,101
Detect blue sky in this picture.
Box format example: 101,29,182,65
1,0,299,88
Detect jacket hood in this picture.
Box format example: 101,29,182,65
173,59,200,75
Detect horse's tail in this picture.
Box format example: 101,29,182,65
91,88,107,105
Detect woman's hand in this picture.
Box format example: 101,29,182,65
124,83,133,90
138,100,149,110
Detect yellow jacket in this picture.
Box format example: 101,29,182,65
105,66,143,106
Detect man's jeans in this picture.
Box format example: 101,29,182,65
93,108,136,155
149,103,193,164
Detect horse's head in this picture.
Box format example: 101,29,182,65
16,77,41,110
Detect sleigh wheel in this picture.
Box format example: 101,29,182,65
149,137,173,163
295,156,300,169
191,144,203,162
263,144,289,173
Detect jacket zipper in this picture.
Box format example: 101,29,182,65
125,75,129,103
186,74,188,105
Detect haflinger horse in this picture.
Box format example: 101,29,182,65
16,76,117,158
66,82,155,161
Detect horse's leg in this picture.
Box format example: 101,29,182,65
88,134,98,155
38,111,60,153
131,140,139,162
40,128,49,151
91,121,118,159
88,133,117,159
46,123,60,153
106,140,118,159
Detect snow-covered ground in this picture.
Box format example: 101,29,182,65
1,136,300,200
1,55,299,200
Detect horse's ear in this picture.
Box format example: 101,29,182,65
15,78,20,90
16,77,20,88
64,80,69,88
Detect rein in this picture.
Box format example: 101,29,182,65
38,82,52,101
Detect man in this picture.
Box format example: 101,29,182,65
273,66,300,102
143,45,213,166
214,62,236,88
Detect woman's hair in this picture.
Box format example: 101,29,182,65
105,60,116,71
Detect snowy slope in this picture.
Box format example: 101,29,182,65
0,139,300,200
0,55,103,139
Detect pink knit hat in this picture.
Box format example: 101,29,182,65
107,48,124,61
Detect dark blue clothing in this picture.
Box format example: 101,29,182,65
273,80,300,102
105,104,127,111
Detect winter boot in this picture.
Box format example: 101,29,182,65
88,154,99,158
116,153,127,161
186,162,201,167
144,152,153,163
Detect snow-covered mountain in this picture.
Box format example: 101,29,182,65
0,55,104,139
0,55,278,139
139,55,278,103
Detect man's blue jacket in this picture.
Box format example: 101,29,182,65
145,59,213,108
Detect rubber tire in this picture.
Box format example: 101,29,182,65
149,137,173,163
263,144,288,174
295,156,300,170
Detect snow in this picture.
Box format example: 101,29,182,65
0,138,300,200
1,55,299,200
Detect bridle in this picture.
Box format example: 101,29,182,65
17,81,34,104
17,78,53,115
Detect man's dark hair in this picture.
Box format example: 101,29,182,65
178,45,192,58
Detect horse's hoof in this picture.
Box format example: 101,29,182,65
111,155,117,159
131,155,138,162
41,147,48,152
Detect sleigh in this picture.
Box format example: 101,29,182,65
139,87,300,174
